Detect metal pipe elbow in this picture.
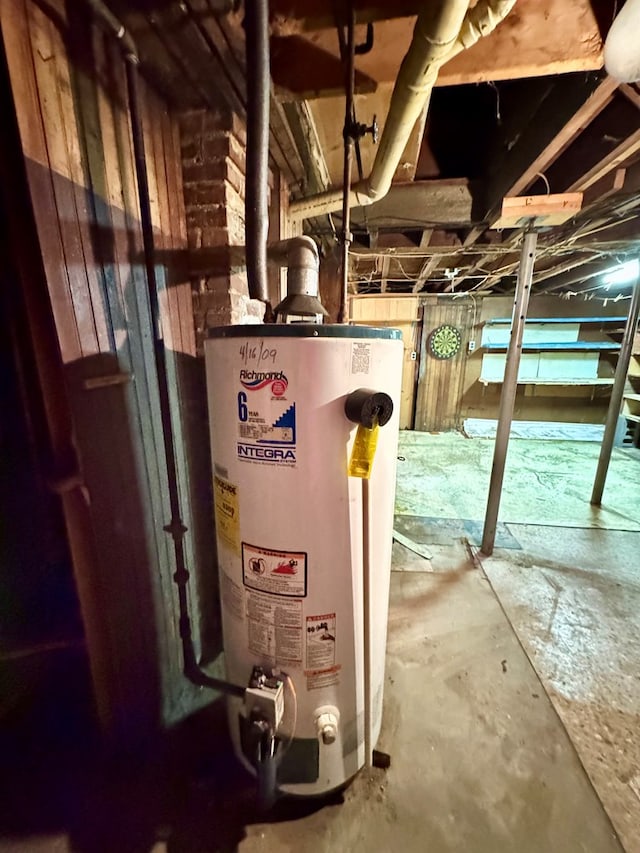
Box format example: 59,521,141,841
268,236,319,273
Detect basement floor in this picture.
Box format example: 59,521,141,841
2,433,638,852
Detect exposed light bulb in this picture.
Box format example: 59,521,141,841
602,259,640,287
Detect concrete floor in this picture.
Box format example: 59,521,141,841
1,542,626,853
395,432,640,531
2,431,637,852
237,561,621,853
391,430,640,853
483,525,640,853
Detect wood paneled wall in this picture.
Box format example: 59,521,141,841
415,296,472,431
351,293,623,431
1,0,211,741
349,296,421,428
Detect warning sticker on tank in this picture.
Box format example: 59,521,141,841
305,665,341,691
236,368,297,466
214,476,240,555
306,613,336,670
246,590,303,663
242,542,307,597
351,342,371,375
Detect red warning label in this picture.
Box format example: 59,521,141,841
305,665,341,691
242,542,307,597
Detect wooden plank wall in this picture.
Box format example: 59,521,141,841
352,293,625,431
0,0,210,741
415,296,473,431
349,295,420,428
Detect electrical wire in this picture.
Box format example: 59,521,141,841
277,673,298,757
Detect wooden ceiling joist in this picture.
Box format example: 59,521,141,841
567,128,640,192
270,0,605,95
506,76,619,199
412,255,441,293
483,71,610,221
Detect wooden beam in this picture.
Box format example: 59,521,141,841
270,35,377,101
375,233,421,249
419,229,433,249
492,193,584,229
270,0,424,32
282,99,331,194
533,253,605,284
271,0,604,89
582,167,627,207
618,83,640,112
506,77,618,198
567,129,640,192
541,258,618,292
484,71,609,219
412,255,440,293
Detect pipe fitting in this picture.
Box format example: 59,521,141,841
270,237,328,319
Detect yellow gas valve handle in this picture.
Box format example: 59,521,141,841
348,420,380,479
344,388,393,479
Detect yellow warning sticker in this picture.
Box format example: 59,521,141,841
214,476,240,555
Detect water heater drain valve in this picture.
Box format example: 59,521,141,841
245,667,285,732
314,705,340,745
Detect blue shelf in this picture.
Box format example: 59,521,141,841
485,316,626,325
482,341,621,352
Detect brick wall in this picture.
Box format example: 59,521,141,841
179,108,265,350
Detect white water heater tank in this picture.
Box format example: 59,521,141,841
205,325,402,796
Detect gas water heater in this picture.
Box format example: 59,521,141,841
205,324,402,797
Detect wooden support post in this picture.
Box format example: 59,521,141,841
591,271,640,505
481,230,537,556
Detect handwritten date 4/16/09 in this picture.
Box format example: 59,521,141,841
239,341,277,366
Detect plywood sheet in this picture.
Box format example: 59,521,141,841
350,296,419,427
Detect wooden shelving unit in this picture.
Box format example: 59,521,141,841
622,335,640,425
479,316,623,388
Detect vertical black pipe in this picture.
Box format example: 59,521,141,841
245,0,270,309
126,61,245,698
338,8,356,324
82,0,246,697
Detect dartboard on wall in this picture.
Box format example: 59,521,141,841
428,324,462,360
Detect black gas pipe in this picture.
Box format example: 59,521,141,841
244,0,272,316
86,0,244,700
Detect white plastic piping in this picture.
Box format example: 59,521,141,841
289,0,517,222
447,0,517,59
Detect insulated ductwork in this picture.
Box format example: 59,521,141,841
604,0,640,82
289,0,516,222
